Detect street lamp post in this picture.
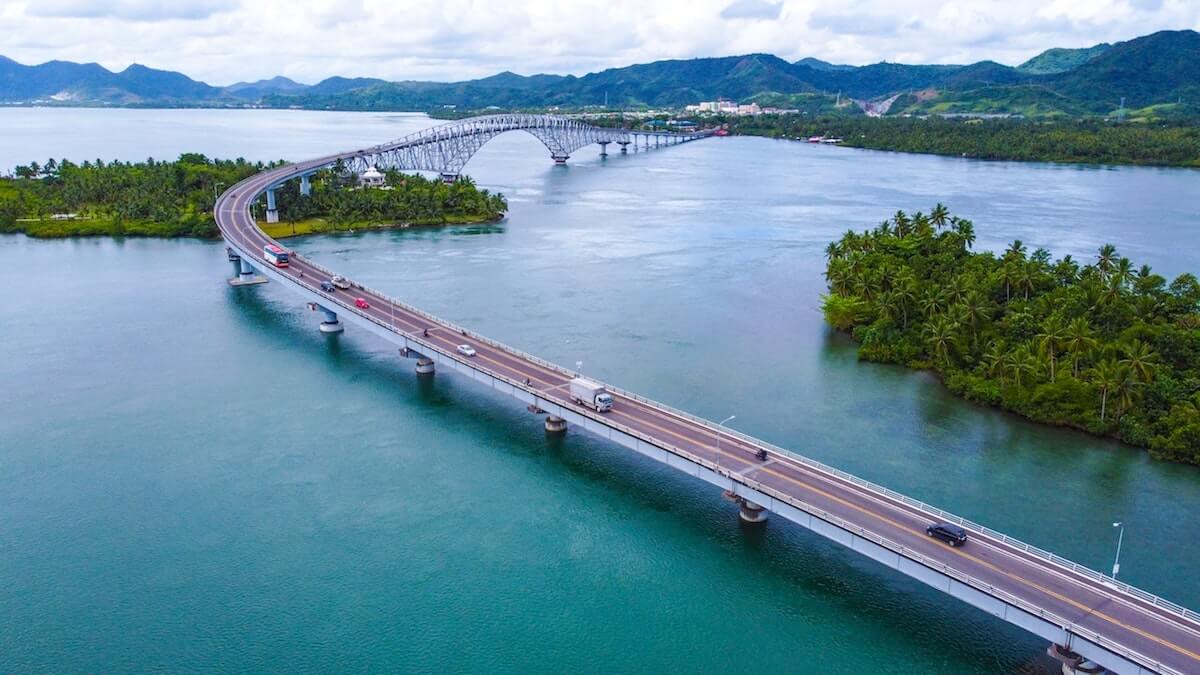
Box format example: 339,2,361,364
1112,522,1125,579
715,415,736,462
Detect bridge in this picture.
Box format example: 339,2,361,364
259,113,712,223
215,115,1200,675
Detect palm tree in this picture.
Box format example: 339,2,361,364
981,341,1006,381
1113,257,1135,289
1005,239,1027,262
925,318,959,366
892,282,916,329
1088,359,1122,422
893,210,911,238
1010,345,1040,389
1036,321,1068,383
918,288,946,318
1119,339,1159,383
960,290,991,340
930,203,950,230
1112,366,1143,419
1015,263,1037,300
1097,244,1118,278
1064,317,1097,378
954,219,976,250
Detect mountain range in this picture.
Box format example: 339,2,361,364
1,29,1197,117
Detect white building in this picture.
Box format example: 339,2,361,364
359,166,386,187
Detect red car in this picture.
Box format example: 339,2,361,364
355,297,370,309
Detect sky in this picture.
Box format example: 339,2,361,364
1,0,1198,85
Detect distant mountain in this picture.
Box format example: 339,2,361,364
223,76,307,99
1046,30,1200,111
1018,43,1112,74
0,56,222,103
794,57,854,72
0,28,1196,116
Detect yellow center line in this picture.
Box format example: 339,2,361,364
589,400,1200,663
237,213,1195,663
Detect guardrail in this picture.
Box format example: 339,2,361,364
219,151,1198,674
295,243,1200,632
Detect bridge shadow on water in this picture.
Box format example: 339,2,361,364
224,282,1055,673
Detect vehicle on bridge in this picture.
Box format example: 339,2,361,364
457,344,477,357
355,297,370,309
331,275,351,290
320,281,335,292
927,522,968,547
570,378,614,412
263,244,289,268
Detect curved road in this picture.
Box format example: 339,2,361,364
216,148,1200,674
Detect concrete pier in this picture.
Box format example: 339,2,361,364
300,174,311,196
316,305,343,333
228,256,267,286
618,141,629,154
415,357,435,375
1047,644,1104,674
545,415,567,433
551,153,569,165
265,188,278,224
440,173,458,183
598,141,609,157
739,500,767,524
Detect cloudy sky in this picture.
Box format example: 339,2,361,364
2,0,1197,85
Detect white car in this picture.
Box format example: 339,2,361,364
457,344,477,357
330,275,351,290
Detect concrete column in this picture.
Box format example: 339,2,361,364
1046,644,1103,674
598,141,609,157
618,141,629,154
545,415,567,433
415,357,435,375
300,174,311,197
739,500,767,524
551,153,569,165
239,257,255,280
265,188,279,224
316,304,343,333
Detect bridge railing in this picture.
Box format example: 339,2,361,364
603,381,1200,626
231,242,1189,674
224,138,1199,636
293,243,1200,630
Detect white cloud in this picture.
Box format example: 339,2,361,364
0,0,1197,84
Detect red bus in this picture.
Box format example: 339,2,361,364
263,244,289,268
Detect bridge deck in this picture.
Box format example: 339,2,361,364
216,142,1200,675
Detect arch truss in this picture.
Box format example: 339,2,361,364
341,114,712,178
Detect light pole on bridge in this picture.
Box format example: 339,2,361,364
1111,521,1125,579
715,415,736,470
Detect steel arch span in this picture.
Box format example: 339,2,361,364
340,113,711,178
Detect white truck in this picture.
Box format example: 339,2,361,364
569,378,614,412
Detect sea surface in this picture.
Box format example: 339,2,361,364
2,107,1199,673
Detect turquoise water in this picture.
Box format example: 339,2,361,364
2,109,1199,673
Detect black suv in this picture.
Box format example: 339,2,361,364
926,522,968,547
320,281,336,292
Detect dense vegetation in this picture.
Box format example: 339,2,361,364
268,164,507,232
822,207,1200,463
0,155,506,239
729,116,1200,167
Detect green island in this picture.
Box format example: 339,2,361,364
727,116,1200,168
0,154,507,240
822,206,1200,463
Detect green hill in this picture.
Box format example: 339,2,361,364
1018,43,1111,74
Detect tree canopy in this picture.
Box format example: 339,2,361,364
823,206,1200,463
